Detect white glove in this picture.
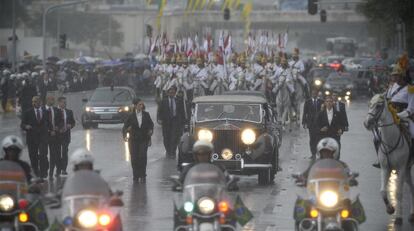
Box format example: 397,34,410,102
397,110,409,119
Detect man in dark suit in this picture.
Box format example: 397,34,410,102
43,95,61,179
302,89,323,159
57,96,75,175
332,92,349,131
159,86,186,157
316,96,345,157
20,96,49,178
122,98,154,183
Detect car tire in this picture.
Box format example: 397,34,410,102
258,168,271,185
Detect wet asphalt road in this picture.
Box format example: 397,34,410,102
1,91,414,231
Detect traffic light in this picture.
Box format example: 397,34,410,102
224,8,230,21
320,10,327,23
308,0,318,15
146,24,153,37
59,34,67,49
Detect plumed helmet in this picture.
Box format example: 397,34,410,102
70,148,94,168
316,137,339,160
1,135,24,158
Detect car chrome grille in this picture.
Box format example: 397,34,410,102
213,130,241,155
91,107,119,114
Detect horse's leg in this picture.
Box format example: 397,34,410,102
380,166,394,215
394,168,406,225
405,165,414,223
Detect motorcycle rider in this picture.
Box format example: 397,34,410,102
179,140,238,190
70,148,95,172
292,137,355,186
0,135,32,183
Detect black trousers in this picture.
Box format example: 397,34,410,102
27,137,48,178
58,135,70,173
308,128,319,156
129,140,148,180
48,134,61,176
162,120,182,156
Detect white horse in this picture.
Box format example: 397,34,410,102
274,77,292,130
290,70,307,125
364,94,414,225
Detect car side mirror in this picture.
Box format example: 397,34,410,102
82,98,88,103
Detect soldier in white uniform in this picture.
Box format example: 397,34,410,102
289,48,309,98
189,57,209,96
273,58,296,106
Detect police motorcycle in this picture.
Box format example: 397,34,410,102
293,159,364,231
171,163,238,231
0,161,48,231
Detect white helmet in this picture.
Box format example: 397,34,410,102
193,140,214,154
70,148,94,168
1,135,24,158
316,138,339,160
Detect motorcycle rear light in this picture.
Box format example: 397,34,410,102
18,199,29,209
310,208,318,218
218,201,229,213
99,214,111,226
186,215,193,224
19,212,29,223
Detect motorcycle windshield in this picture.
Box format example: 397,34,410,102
183,163,226,202
0,160,28,198
307,159,350,206
61,170,111,218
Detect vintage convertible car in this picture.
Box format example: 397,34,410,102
178,93,281,185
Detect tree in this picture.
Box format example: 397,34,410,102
357,0,414,55
46,11,124,56
0,0,31,28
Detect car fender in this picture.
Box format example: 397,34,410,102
251,133,274,160
178,132,193,155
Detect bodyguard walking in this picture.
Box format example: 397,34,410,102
122,98,154,183
302,89,323,159
20,96,49,179
43,95,61,178
159,86,186,157
57,96,75,175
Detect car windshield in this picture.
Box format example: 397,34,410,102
196,103,261,123
310,69,332,78
90,89,131,103
326,74,352,84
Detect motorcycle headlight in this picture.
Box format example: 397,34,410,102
198,129,213,142
241,129,256,145
314,79,322,86
221,149,233,160
319,191,338,208
0,195,14,212
346,91,351,96
197,197,215,215
77,210,98,228
325,90,330,96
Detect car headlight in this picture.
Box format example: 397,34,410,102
221,149,233,160
85,107,91,112
319,191,338,208
123,106,130,112
241,129,256,145
197,197,215,214
325,91,330,95
346,91,351,96
77,210,98,228
0,195,14,212
198,129,213,142
314,79,322,86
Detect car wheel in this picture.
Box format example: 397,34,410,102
258,169,271,185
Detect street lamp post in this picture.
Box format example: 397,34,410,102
42,0,89,69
